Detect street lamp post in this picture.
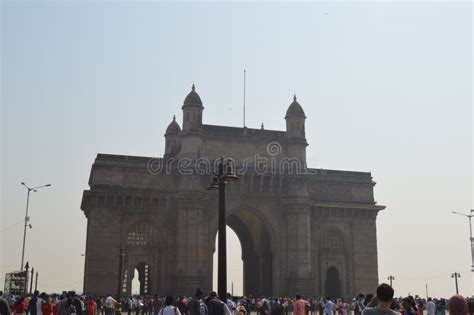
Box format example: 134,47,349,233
452,210,474,272
24,262,29,295
20,182,51,271
387,275,395,287
207,157,238,303
451,272,461,294
117,247,126,299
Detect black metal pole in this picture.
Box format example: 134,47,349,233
29,267,34,294
118,248,125,299
218,160,227,303
454,273,459,294
24,262,29,295
35,272,38,291
21,189,31,271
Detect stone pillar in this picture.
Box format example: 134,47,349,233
351,209,379,295
173,192,210,295
283,199,314,295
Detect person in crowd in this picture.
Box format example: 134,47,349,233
87,297,96,315
188,290,206,315
436,299,446,315
0,291,11,315
13,298,27,315
41,295,53,315
176,297,187,315
258,300,269,315
225,295,236,315
206,292,230,315
324,298,334,315
35,293,45,315
152,295,164,315
425,298,435,315
448,295,468,315
158,296,180,315
103,296,116,315
468,297,474,315
362,283,397,315
293,295,307,315
270,299,283,315
29,291,40,315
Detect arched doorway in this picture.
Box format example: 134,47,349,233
325,266,341,299
212,208,274,296
123,221,159,295
130,263,151,295
212,227,243,296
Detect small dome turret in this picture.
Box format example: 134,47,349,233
285,95,306,119
182,84,203,108
166,115,181,134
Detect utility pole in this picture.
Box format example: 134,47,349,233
452,210,474,272
20,182,51,270
29,267,34,294
24,262,29,295
451,272,461,294
387,275,395,287
35,271,38,291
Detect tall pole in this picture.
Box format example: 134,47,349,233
29,267,34,294
21,189,31,271
118,247,126,299
452,210,474,272
35,272,38,291
243,69,246,128
425,284,428,299
207,158,237,303
451,272,460,294
218,159,227,303
387,275,395,287
20,182,51,271
24,262,29,295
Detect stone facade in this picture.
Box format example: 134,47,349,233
81,85,385,298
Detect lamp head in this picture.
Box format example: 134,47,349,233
206,176,219,190
45,184,51,187
223,159,239,181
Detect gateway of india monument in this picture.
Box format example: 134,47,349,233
81,84,385,298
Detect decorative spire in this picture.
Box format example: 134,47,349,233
293,94,297,102
173,115,176,121
192,83,195,91
261,123,264,130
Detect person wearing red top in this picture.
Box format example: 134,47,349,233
42,295,53,315
87,297,97,315
13,298,27,315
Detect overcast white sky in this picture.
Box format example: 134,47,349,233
1,1,472,298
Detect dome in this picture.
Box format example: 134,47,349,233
285,95,306,119
182,84,203,107
166,115,181,134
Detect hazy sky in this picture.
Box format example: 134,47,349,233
1,1,472,298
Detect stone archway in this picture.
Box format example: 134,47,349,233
325,266,341,299
212,207,275,296
122,221,161,295
130,262,151,295
318,227,349,298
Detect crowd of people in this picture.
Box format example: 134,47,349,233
1,284,473,315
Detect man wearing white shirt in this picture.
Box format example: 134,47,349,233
426,298,436,315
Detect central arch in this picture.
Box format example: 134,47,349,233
212,207,275,296
325,266,341,299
